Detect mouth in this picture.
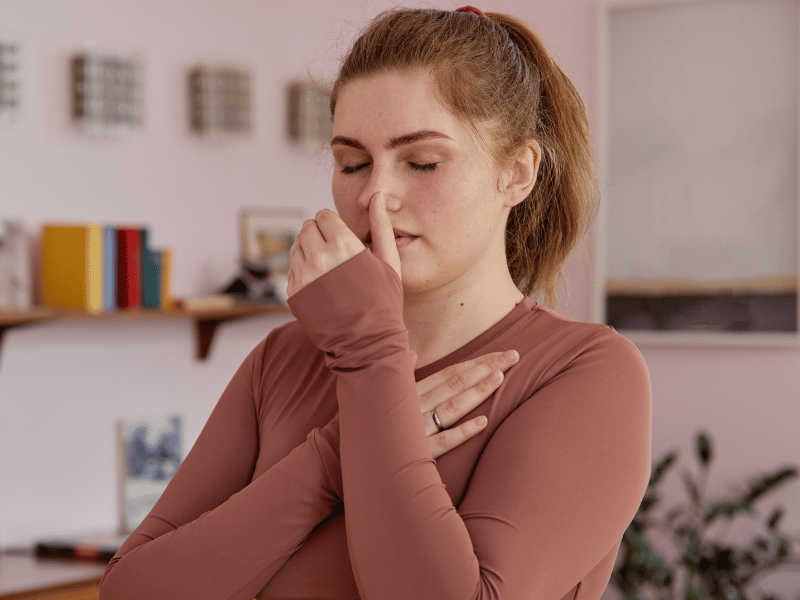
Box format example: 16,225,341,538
363,229,415,244
363,229,418,249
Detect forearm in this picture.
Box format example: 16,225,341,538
290,252,481,600
100,418,342,600
337,359,481,600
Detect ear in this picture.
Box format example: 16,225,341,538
500,140,541,208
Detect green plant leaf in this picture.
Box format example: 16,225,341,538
650,451,678,487
743,467,798,506
766,507,783,530
704,501,747,524
697,432,712,467
683,471,702,507
639,493,659,514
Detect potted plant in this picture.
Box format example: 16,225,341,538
612,432,800,600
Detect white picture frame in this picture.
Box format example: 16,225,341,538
594,0,800,347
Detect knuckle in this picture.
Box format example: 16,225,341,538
446,371,467,392
309,252,334,273
433,432,450,452
442,397,459,416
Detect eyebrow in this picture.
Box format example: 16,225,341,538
330,130,453,151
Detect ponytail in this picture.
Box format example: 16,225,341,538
489,13,598,305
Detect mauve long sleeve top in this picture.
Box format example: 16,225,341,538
100,250,651,600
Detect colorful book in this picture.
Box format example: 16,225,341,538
40,223,103,312
117,414,183,534
103,225,117,311
161,248,174,309
116,228,141,309
141,248,162,309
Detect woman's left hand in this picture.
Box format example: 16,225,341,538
417,350,519,459
287,193,400,297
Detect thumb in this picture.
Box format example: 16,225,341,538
368,192,401,280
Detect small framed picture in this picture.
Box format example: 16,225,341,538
240,209,305,274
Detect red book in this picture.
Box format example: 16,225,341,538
116,228,142,308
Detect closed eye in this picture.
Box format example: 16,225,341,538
409,162,438,172
340,163,370,174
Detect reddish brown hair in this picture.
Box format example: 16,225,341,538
331,8,598,305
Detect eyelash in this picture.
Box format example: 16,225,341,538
340,164,367,174
339,162,438,174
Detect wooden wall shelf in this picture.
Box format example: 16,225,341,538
0,303,290,366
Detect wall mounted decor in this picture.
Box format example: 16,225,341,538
595,0,800,347
188,64,251,138
0,36,20,123
71,49,143,137
286,80,332,149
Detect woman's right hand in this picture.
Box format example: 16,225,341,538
416,350,520,459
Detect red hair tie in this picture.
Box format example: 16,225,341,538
455,5,487,18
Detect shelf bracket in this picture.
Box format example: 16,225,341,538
194,318,224,361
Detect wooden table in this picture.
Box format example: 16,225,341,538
0,553,105,599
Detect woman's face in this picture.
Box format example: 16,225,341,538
331,68,517,297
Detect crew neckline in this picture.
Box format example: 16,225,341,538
414,296,538,381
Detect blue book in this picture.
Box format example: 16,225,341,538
103,225,117,311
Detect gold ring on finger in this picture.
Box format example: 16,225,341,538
431,409,445,433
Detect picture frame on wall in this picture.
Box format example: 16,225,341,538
595,0,800,347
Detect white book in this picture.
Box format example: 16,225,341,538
3,220,32,309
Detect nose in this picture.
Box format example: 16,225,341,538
357,163,401,212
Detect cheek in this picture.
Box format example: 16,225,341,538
332,176,363,226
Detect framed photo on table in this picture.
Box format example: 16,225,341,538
237,209,306,303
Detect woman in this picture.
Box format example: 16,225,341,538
100,6,650,600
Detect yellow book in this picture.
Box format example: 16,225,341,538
160,248,174,309
40,224,103,312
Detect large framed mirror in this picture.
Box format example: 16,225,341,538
595,0,800,346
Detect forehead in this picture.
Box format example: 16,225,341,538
332,69,467,140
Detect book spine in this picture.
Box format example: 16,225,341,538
160,248,173,309
142,249,162,309
116,228,142,308
86,224,103,311
4,221,32,309
103,225,117,312
40,223,103,312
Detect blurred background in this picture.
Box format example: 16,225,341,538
0,0,797,596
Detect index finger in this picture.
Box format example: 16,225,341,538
416,350,519,396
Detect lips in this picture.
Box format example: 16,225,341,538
363,228,415,244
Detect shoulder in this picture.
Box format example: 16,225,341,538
501,301,649,402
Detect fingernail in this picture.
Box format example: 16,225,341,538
489,370,502,383
503,350,518,362
475,416,488,428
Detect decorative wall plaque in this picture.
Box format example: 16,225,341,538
71,49,143,137
0,37,20,123
286,80,332,149
188,65,252,138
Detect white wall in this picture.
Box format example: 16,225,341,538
1,3,798,595
0,0,536,548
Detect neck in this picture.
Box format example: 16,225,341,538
403,271,524,369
